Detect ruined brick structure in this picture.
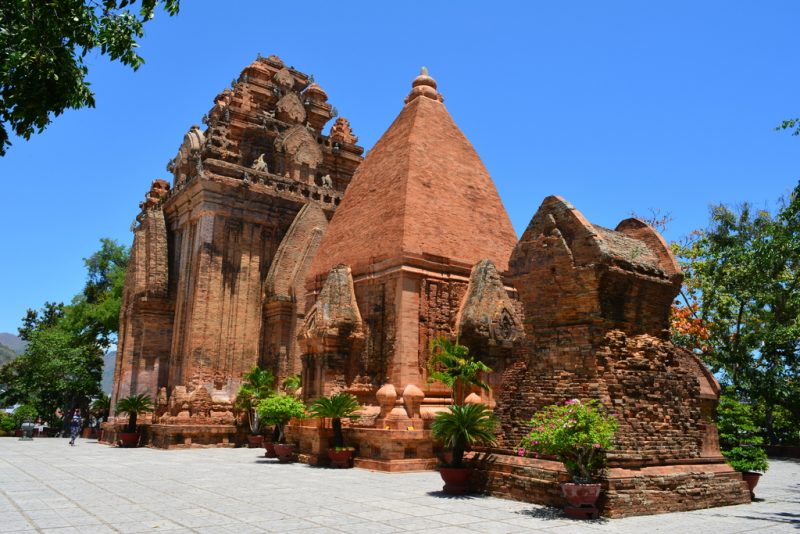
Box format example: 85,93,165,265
469,196,751,516
289,69,519,470
107,60,750,517
108,56,363,447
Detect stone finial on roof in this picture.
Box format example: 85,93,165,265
329,117,358,145
405,67,444,104
305,83,328,102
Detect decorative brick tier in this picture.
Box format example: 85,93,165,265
100,422,245,449
468,453,751,517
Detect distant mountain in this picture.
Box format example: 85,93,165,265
0,342,17,365
102,350,117,394
0,333,26,353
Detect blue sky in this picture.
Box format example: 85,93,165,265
0,1,798,335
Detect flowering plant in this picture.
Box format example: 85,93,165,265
518,399,618,483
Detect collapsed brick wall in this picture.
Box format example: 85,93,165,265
495,329,709,464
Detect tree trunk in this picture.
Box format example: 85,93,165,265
332,418,344,448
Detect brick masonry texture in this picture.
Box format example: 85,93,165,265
108,63,751,516
109,56,364,448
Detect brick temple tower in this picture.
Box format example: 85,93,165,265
292,69,518,469
109,56,363,447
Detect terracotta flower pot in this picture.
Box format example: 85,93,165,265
328,448,354,468
247,435,264,448
438,466,471,494
741,471,762,498
81,427,92,438
118,432,140,448
561,482,602,507
264,442,277,458
273,443,295,463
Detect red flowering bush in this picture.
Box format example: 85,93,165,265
518,399,618,483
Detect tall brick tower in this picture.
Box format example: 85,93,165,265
294,69,518,469
109,56,363,447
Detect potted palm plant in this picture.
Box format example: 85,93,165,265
309,392,360,468
114,393,154,447
428,336,491,406
431,403,497,494
234,366,275,448
519,399,617,518
716,393,769,498
257,393,306,462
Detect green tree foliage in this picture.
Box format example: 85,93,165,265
234,366,275,435
0,0,180,155
0,239,128,419
427,337,492,405
0,328,102,425
776,118,799,136
308,393,360,449
114,393,153,433
65,238,129,349
717,392,769,473
0,343,17,365
519,399,617,483
672,182,800,444
256,394,306,443
431,403,496,468
18,302,66,341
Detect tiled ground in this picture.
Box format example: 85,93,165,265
0,437,797,533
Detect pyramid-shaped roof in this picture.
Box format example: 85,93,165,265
308,70,518,281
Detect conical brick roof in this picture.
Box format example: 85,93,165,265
309,69,517,281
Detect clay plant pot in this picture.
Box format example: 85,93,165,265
273,443,295,463
328,448,354,468
264,442,277,458
561,483,602,507
247,434,264,448
81,427,92,438
741,471,762,498
438,466,471,494
118,432,140,448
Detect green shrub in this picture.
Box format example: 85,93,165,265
519,399,617,483
717,393,769,473
0,412,17,433
256,394,305,443
13,404,38,426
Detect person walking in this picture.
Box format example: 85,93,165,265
68,409,82,446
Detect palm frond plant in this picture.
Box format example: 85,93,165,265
114,393,154,433
281,374,301,394
428,336,492,405
91,393,111,420
309,392,360,449
234,366,275,435
431,403,497,468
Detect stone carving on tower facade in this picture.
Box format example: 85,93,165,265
275,125,323,171
456,259,522,349
276,92,307,124
251,153,269,173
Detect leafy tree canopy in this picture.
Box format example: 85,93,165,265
672,182,800,444
0,239,128,421
0,0,180,155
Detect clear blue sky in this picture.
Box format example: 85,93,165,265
0,1,798,335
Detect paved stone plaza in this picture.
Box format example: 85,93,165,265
0,438,797,533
